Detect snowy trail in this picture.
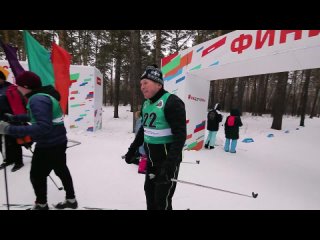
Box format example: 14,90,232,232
1,106,320,210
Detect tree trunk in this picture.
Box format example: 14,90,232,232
310,87,320,118
290,72,297,116
129,30,142,132
69,31,78,64
123,69,129,106
267,74,276,113
103,77,108,106
221,79,227,112
109,60,114,105
271,72,288,130
93,30,101,66
228,78,236,110
58,30,67,49
257,74,268,115
114,56,121,118
299,69,311,126
237,77,246,113
78,31,83,65
208,81,214,109
155,30,161,67
250,77,257,115
82,31,89,66
310,69,320,118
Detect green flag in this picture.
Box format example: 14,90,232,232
23,30,54,86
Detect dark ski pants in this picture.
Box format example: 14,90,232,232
144,164,180,210
0,135,23,165
30,141,75,204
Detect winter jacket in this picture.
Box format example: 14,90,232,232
224,109,243,139
206,109,223,131
129,88,186,167
7,86,67,147
0,81,13,120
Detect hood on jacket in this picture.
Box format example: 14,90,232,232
26,85,61,101
230,108,240,116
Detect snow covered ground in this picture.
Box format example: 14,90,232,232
1,105,319,210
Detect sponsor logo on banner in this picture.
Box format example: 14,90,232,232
96,77,101,85
188,94,205,102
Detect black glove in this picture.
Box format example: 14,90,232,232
156,162,177,185
3,113,14,123
3,113,25,124
124,147,137,164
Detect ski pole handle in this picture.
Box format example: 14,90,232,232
16,135,32,145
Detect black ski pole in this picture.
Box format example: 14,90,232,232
67,139,81,148
182,160,200,164
171,178,258,199
1,135,10,210
49,175,63,191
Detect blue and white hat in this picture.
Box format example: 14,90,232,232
140,64,163,85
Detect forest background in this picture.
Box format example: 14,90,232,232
1,30,319,130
